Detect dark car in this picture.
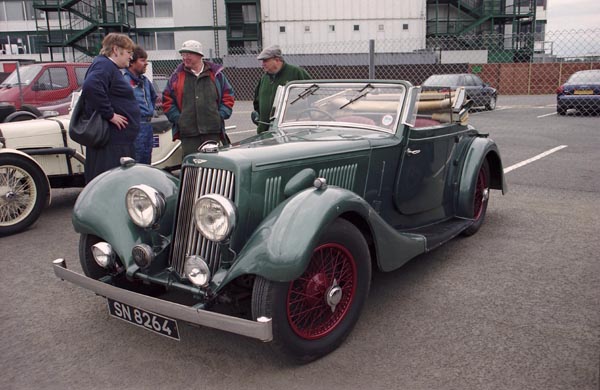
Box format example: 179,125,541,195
556,69,600,115
52,80,505,363
422,73,497,110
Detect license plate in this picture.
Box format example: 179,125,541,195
574,90,593,95
107,298,180,341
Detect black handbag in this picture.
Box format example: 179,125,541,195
69,95,110,148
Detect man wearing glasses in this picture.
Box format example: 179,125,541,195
163,40,235,158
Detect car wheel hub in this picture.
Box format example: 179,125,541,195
326,279,343,312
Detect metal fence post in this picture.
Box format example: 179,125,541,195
369,39,375,79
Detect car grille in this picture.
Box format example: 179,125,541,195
170,166,235,277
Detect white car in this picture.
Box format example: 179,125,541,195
0,107,183,236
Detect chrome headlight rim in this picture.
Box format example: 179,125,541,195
193,193,236,242
125,184,166,228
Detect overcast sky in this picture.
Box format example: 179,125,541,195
546,0,600,32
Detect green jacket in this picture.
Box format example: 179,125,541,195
253,62,311,133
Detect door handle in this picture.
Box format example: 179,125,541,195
406,148,421,155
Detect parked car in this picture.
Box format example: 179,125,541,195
0,95,183,236
51,80,506,363
556,69,600,115
0,62,90,122
422,73,497,110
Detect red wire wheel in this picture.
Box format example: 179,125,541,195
252,218,371,362
286,243,357,340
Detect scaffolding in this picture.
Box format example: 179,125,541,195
33,0,142,61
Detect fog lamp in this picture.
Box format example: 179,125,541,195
132,244,154,269
184,255,211,287
92,242,115,269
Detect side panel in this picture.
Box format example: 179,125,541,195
217,186,426,289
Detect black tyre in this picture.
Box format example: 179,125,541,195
78,233,110,279
557,105,566,116
20,104,43,117
252,218,371,363
0,154,49,236
462,159,490,236
485,95,497,110
4,111,38,122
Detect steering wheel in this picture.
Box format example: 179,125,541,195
296,108,336,121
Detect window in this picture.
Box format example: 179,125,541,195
138,33,156,50
304,25,310,32
154,0,173,17
36,67,69,90
156,32,174,50
403,23,409,30
280,26,286,33
353,25,359,31
378,24,384,32
242,4,257,22
6,1,25,21
329,25,335,32
75,67,87,86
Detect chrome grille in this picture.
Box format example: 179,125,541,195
170,166,235,276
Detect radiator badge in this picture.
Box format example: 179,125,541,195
192,159,207,165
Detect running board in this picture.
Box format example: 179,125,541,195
400,218,472,252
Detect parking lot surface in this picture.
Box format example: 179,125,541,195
1,95,598,390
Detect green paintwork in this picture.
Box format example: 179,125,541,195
69,80,507,302
72,164,179,268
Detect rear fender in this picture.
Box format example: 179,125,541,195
457,136,506,218
72,164,179,267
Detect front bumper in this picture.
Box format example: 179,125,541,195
52,259,273,342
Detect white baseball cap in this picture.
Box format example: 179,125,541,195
179,40,204,56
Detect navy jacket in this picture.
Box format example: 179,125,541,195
82,55,140,144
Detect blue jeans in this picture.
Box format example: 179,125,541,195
134,122,153,164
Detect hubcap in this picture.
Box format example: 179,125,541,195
326,280,343,312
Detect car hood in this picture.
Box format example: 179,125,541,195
187,127,389,170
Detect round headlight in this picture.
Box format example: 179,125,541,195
92,242,114,268
184,255,211,287
125,185,165,228
193,194,236,242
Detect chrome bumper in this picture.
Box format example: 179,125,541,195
52,259,272,342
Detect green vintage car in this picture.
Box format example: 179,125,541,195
53,80,506,362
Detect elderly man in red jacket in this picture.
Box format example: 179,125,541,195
163,40,235,158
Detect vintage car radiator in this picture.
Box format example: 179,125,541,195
170,166,235,276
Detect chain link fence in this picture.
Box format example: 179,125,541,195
1,29,598,118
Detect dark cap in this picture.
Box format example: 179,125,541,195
257,45,282,60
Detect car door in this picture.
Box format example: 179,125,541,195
469,75,486,106
393,124,458,224
31,66,71,105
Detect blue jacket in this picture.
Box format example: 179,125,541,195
82,55,140,144
123,69,157,119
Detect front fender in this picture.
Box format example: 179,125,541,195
218,186,372,286
457,136,506,218
72,164,179,267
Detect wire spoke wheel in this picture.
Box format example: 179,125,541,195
287,243,357,340
252,218,371,362
0,155,47,236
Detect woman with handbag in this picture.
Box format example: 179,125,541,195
81,33,140,183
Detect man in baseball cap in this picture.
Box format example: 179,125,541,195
163,40,235,157
253,45,311,133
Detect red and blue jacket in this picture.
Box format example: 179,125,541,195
163,61,234,141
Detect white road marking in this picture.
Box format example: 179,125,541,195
503,145,568,174
537,112,557,118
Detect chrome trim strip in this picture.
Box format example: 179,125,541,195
53,260,272,342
